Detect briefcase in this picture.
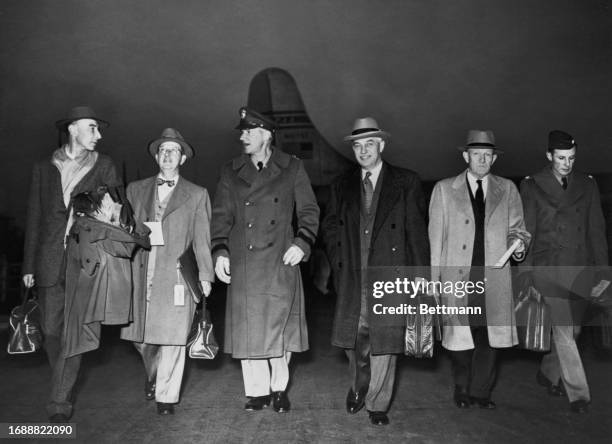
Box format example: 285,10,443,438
405,294,438,358
514,285,552,352
187,308,219,359
7,286,43,355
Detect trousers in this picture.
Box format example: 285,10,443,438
241,352,292,397
134,343,186,403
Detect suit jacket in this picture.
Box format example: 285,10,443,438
322,162,430,354
120,176,214,345
22,153,119,287
520,167,608,324
429,170,530,350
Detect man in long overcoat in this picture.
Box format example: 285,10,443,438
121,128,213,416
211,107,319,413
321,117,430,426
519,130,609,414
22,106,119,422
429,130,530,409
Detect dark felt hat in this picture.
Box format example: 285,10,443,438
457,129,503,153
235,107,276,132
55,106,110,132
548,130,576,151
147,128,194,158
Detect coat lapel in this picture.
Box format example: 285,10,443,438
162,178,189,220
451,171,474,223
485,174,504,226
372,164,401,241
343,168,361,227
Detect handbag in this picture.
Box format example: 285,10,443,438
514,285,552,352
186,307,219,359
7,286,43,355
404,293,438,358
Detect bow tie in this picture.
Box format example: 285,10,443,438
156,178,175,187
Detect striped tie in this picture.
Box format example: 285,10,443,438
363,171,374,214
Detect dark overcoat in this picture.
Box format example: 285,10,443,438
22,153,119,286
120,176,214,345
520,168,608,324
211,149,319,359
64,216,149,357
321,163,430,354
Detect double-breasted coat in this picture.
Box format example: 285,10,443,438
429,171,531,351
322,163,430,354
211,149,319,359
519,168,608,324
120,176,214,345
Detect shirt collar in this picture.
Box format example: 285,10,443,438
362,161,384,188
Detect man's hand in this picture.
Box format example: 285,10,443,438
283,244,304,266
23,274,35,288
591,279,611,299
201,280,212,298
514,239,525,254
215,256,231,284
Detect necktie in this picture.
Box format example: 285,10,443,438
475,179,484,205
561,177,568,190
156,178,175,187
363,171,374,214
257,161,264,171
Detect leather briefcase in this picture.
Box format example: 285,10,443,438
187,309,219,359
515,285,552,352
7,286,43,355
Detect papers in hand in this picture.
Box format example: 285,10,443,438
493,239,521,268
591,280,611,299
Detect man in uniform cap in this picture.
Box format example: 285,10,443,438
211,107,319,413
429,130,529,410
22,105,120,422
321,117,429,425
120,128,213,416
519,130,609,413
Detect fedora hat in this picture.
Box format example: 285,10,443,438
457,129,503,153
343,117,390,142
55,106,110,131
148,128,194,158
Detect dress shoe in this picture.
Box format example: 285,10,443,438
470,396,496,409
536,371,565,397
453,386,470,409
368,411,389,426
346,388,366,414
49,413,69,423
272,391,291,413
145,378,156,401
156,402,174,415
570,399,589,414
244,395,271,411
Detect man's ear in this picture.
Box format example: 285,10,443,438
379,139,385,153
491,154,498,166
546,151,553,162
180,154,187,166
462,151,470,164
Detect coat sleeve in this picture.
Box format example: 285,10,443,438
22,163,42,276
211,166,234,262
428,181,445,281
519,178,537,269
507,181,531,261
321,181,339,268
587,178,609,268
292,160,320,261
404,173,430,278
193,188,214,282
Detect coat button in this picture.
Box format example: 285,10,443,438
270,220,275,225
462,244,466,250
364,229,369,234
391,247,397,252
458,269,463,274
86,259,90,263
268,242,273,247
337,241,341,246
247,222,253,228
248,244,253,250
245,201,251,206
465,219,469,224
274,197,279,203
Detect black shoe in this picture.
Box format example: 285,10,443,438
145,378,156,401
244,395,271,411
570,399,589,414
368,411,389,426
470,396,496,409
156,402,174,415
272,391,290,413
536,371,565,397
454,385,470,409
49,413,70,423
346,388,366,414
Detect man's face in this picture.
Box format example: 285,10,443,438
352,137,385,171
546,148,576,178
463,148,497,179
70,118,102,151
155,141,186,173
240,128,270,156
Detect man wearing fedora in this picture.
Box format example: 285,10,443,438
211,107,319,413
519,130,609,413
429,130,530,409
22,105,120,422
120,128,213,415
321,117,429,425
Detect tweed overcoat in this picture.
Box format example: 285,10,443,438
211,149,319,359
519,168,608,324
322,163,430,354
429,170,531,351
120,176,214,345
22,153,119,287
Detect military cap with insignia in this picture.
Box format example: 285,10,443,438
548,130,576,152
235,107,276,132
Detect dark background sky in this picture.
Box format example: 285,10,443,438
1,0,610,225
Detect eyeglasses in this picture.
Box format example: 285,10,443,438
158,147,182,156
